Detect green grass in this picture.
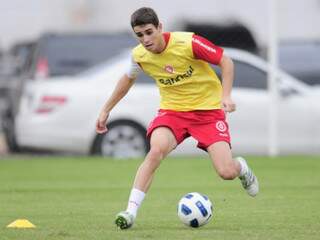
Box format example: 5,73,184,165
0,155,319,240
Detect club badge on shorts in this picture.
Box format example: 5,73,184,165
216,121,227,132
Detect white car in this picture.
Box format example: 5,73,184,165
15,49,320,157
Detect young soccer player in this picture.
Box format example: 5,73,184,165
96,7,259,229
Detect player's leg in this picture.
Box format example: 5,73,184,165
187,109,258,197
207,141,240,180
207,141,259,197
115,127,177,229
133,126,177,192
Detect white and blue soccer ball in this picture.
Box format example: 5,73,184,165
177,192,213,228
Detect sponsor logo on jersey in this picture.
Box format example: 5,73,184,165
159,65,194,85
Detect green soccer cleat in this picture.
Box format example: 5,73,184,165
237,157,259,197
115,211,134,229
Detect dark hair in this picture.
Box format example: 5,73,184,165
130,7,159,28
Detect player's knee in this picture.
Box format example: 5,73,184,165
148,146,165,161
217,168,237,180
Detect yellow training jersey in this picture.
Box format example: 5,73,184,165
132,32,222,111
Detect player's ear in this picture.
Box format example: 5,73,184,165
158,23,163,32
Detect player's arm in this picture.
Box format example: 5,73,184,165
218,54,235,112
192,34,236,112
96,57,141,134
96,74,136,133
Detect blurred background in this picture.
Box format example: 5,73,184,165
1,0,320,158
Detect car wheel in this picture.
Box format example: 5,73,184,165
92,120,149,158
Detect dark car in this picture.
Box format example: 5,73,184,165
183,22,259,54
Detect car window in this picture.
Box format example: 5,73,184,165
33,34,136,77
279,42,320,85
212,60,267,89
78,51,132,77
233,60,267,89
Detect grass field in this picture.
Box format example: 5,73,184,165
0,155,319,240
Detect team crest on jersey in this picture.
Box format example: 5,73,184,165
164,65,174,74
216,121,227,132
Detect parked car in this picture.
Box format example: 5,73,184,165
2,32,136,152
14,48,320,157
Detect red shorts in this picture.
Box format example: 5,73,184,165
146,109,231,151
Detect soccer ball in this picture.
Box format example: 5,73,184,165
177,192,213,228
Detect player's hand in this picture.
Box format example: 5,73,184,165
222,96,236,113
96,111,109,134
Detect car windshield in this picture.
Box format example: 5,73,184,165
40,33,136,76
78,50,131,77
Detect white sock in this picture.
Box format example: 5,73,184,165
126,188,146,218
236,157,248,177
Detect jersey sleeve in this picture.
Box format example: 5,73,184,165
192,34,224,65
125,55,142,79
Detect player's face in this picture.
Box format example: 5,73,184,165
133,23,165,53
